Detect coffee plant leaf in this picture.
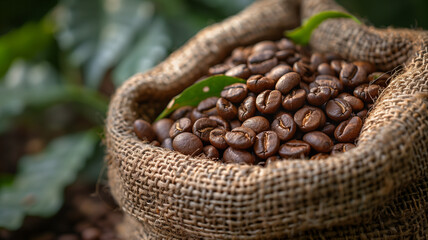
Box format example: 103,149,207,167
285,11,361,45
155,75,246,121
0,131,98,230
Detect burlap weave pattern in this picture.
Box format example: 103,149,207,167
106,0,428,239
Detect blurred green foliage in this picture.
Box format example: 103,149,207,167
0,0,426,231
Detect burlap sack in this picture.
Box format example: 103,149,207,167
106,0,428,238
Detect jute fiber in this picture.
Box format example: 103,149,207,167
106,0,428,238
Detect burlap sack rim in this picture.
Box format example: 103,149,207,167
106,0,428,238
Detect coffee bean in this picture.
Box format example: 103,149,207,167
172,132,203,156
170,106,193,121
230,47,251,65
302,131,333,153
161,138,173,150
169,118,192,138
293,61,314,83
209,63,231,75
310,153,329,160
216,98,237,120
310,75,343,98
266,64,293,81
310,53,326,70
256,90,282,114
254,131,280,159
368,72,390,87
353,84,381,103
275,50,294,61
317,63,335,76
282,89,306,111
271,113,296,141
209,128,228,149
325,98,352,122
307,86,331,106
340,62,368,88
253,40,277,53
225,126,256,149
334,116,363,142
152,118,174,142
197,97,218,115
223,147,255,165
320,122,336,137
277,38,296,51
190,108,207,122
275,72,301,94
247,75,275,93
192,118,218,142
238,96,256,121
203,145,220,159
225,64,251,79
354,61,376,74
294,106,326,132
248,50,278,74
221,83,248,103
134,119,156,141
230,120,241,130
278,140,311,159
150,140,160,147
357,109,368,120
209,115,230,130
331,143,356,154
330,60,343,75
338,92,364,111
242,116,270,134
299,82,310,94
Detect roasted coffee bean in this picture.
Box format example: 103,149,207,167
225,126,256,149
334,116,363,142
152,118,174,142
253,40,277,53
299,82,310,93
271,113,296,141
266,64,293,81
330,60,343,75
307,86,331,106
197,97,218,115
293,61,314,83
357,109,368,119
282,89,306,111
209,115,230,130
277,38,296,50
353,84,381,103
209,63,231,75
230,47,250,65
325,98,352,122
247,75,275,93
172,132,203,156
221,83,248,103
190,108,206,122
254,131,280,159
320,122,336,137
225,64,251,79
310,75,343,98
223,147,255,165
338,93,364,111
192,118,218,142
248,50,278,74
340,62,368,88
134,119,156,141
286,54,302,65
209,128,228,149
310,153,329,160
203,145,220,159
275,72,301,94
170,106,193,121
331,143,356,154
310,53,326,70
294,106,326,132
150,140,160,147
216,98,237,120
303,131,333,153
161,138,173,150
354,61,376,74
317,63,335,76
230,120,241,130
238,96,256,121
169,118,192,138
256,90,282,114
242,116,270,134
368,72,390,87
275,50,294,61
278,140,311,159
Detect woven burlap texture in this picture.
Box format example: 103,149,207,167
106,0,428,238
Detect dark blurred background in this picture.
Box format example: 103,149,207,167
0,0,426,239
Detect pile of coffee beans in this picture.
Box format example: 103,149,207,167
134,38,390,165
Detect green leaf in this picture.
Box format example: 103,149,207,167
0,131,98,230
285,10,361,45
55,0,155,88
155,75,246,121
113,16,171,87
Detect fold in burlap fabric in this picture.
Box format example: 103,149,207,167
106,0,428,238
